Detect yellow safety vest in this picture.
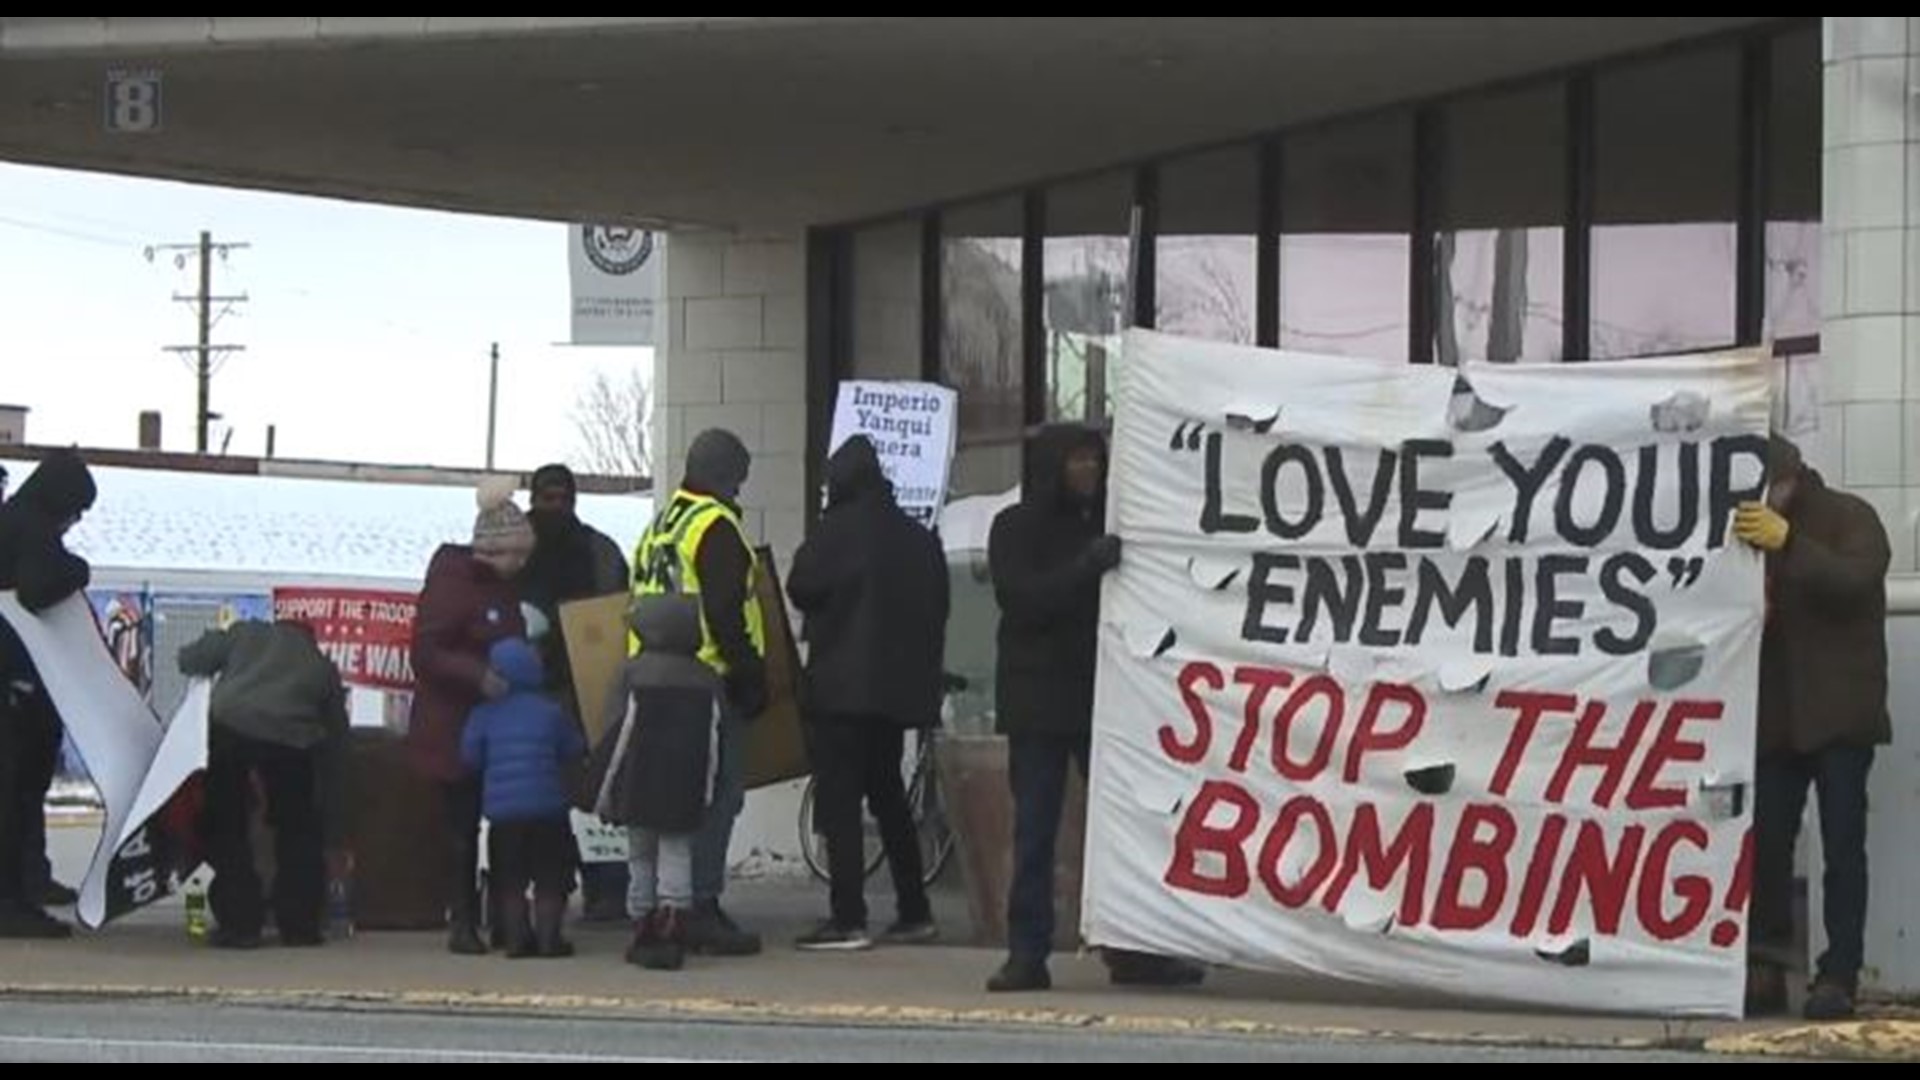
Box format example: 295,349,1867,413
629,489,766,674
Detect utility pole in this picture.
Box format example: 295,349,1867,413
153,231,248,452
485,342,500,470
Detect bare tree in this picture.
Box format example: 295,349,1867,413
571,367,652,478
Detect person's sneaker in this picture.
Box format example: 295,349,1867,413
279,928,326,948
986,956,1051,993
210,926,263,950
1804,976,1857,1021
0,904,72,940
879,919,939,945
795,921,872,952
39,880,79,907
686,900,762,956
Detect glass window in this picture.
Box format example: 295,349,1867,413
1436,86,1566,365
1278,113,1413,361
940,197,1025,498
1157,146,1259,345
1591,47,1741,358
848,219,923,380
1043,172,1134,424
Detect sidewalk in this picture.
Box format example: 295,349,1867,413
12,820,1912,1059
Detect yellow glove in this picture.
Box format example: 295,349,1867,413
1734,501,1790,552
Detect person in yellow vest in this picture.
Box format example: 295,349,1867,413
630,428,767,956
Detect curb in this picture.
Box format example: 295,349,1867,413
0,981,1717,1054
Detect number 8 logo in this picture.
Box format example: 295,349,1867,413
110,77,159,133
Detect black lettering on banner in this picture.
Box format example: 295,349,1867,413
1633,443,1701,550
1202,431,1260,535
1243,552,1300,644
1262,445,1324,540
1596,552,1659,655
1398,440,1453,549
1491,436,1571,543
1553,444,1626,548
1531,554,1589,656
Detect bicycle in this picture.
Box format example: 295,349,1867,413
797,674,966,888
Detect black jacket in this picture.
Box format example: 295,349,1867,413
0,450,97,684
520,510,628,707
788,438,950,729
989,425,1110,738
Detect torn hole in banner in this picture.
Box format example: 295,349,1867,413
1121,621,1180,661
1187,555,1243,592
1223,402,1281,435
1647,631,1707,691
1404,761,1457,796
1339,893,1398,936
1447,503,1504,552
1650,390,1711,434
1535,934,1593,968
1439,658,1495,694
1447,376,1512,434
1692,773,1749,821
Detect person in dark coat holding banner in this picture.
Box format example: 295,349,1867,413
985,424,1206,992
0,449,96,939
787,436,949,950
178,618,349,948
410,478,532,955
520,462,631,921
1737,435,1891,1021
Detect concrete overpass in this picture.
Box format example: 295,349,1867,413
0,17,1768,230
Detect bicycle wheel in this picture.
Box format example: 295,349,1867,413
912,769,956,886
797,776,832,884
800,773,888,883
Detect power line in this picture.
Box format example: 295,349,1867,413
0,213,134,248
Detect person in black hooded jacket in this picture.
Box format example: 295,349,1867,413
0,449,97,939
787,436,949,950
984,425,1205,993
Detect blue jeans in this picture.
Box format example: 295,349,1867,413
692,710,748,903
1006,732,1091,962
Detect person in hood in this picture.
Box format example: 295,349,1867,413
0,449,96,939
626,428,767,956
410,477,531,955
461,637,586,959
178,618,349,949
1737,435,1891,1021
586,593,720,971
520,463,632,922
984,425,1205,993
786,436,949,951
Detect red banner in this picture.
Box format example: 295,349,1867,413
272,587,416,691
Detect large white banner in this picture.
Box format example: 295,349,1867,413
1085,330,1770,1017
829,380,960,528
569,225,660,346
1,593,205,928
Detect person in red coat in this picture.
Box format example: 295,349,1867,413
409,477,533,954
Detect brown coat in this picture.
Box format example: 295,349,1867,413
1759,470,1891,756
407,544,527,782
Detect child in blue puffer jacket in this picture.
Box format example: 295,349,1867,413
461,636,586,958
